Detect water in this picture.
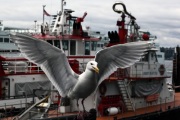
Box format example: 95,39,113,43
165,60,173,72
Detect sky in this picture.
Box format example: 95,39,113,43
1,0,180,47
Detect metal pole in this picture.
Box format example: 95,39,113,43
18,91,27,109
165,97,167,110
4,103,6,117
43,5,46,26
135,102,136,116
61,0,64,36
174,93,175,108
25,92,27,109
61,0,63,13
160,97,162,111
34,20,37,33
20,100,22,109
33,89,35,104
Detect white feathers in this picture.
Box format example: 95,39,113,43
10,33,150,99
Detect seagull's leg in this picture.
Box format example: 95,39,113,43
76,99,83,119
81,98,86,119
76,99,80,112
81,98,86,112
81,98,90,118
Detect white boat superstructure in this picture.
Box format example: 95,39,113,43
0,21,35,57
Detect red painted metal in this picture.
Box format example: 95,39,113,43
0,56,6,61
68,56,95,59
119,29,127,44
145,94,159,102
0,55,94,76
118,14,127,44
126,76,170,80
33,34,99,41
98,95,125,116
0,56,95,61
0,57,27,61
0,59,5,77
69,59,80,74
142,33,149,41
3,72,45,76
76,12,87,22
0,59,5,98
0,78,1,98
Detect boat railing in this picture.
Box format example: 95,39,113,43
107,68,130,81
106,62,170,81
2,57,169,79
2,57,157,80
0,52,21,58
128,62,170,79
0,97,33,117
2,61,44,75
0,56,96,76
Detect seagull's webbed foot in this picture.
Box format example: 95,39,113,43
76,112,84,120
75,99,92,120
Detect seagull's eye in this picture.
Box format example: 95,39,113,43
90,63,93,65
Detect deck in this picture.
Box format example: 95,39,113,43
98,92,180,120
2,93,180,120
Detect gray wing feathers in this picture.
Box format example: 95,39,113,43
95,41,150,86
41,56,77,97
10,33,78,97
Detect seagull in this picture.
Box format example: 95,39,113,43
10,33,150,111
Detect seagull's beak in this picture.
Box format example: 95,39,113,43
93,67,99,73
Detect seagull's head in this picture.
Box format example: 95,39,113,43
87,61,99,73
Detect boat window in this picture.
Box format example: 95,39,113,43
157,54,162,58
97,44,100,47
0,38,3,42
4,38,9,43
54,40,60,49
62,40,69,50
69,20,73,34
85,41,90,55
70,40,76,55
91,41,97,51
141,52,149,61
47,40,53,45
11,50,20,52
0,50,10,52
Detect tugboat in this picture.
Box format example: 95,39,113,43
1,1,180,120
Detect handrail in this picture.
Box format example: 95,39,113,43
122,80,135,111
1,57,95,76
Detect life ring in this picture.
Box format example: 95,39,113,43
99,83,107,96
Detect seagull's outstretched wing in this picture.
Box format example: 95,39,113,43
95,41,150,87
10,33,78,97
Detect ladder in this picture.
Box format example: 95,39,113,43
117,80,135,111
